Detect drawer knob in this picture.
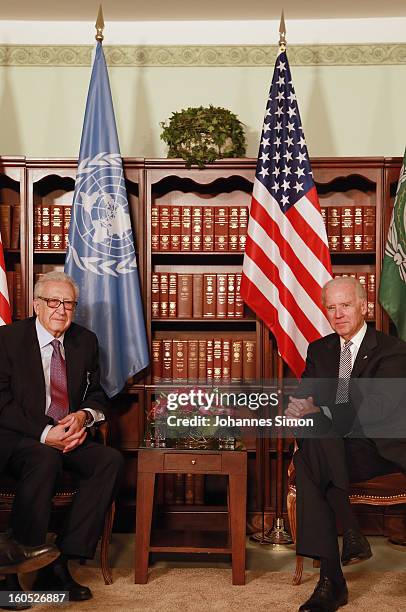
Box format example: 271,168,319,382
191,459,196,465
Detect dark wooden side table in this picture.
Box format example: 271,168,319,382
134,448,247,585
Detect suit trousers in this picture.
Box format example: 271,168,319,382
294,436,400,560
7,437,124,558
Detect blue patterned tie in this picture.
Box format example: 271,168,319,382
335,340,353,404
47,339,69,423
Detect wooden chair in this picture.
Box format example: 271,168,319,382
0,423,115,585
287,453,406,585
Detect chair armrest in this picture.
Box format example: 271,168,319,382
89,421,109,446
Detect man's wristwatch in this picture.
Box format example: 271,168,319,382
81,410,94,428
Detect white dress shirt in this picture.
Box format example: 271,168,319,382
36,319,104,444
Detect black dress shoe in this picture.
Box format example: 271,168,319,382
341,528,372,566
0,533,60,574
0,574,31,610
33,559,92,601
299,576,348,612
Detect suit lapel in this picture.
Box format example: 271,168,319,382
351,326,377,378
24,319,47,418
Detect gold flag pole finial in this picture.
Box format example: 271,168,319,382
279,10,286,51
95,5,105,42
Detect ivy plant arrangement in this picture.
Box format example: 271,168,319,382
160,105,246,168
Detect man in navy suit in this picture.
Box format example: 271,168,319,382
286,276,406,612
0,271,124,603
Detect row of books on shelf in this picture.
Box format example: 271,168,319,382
152,272,245,319
320,206,376,251
333,272,375,319
151,205,248,252
34,204,71,250
152,338,256,382
0,205,20,249
157,473,205,506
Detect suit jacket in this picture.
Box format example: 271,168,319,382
0,317,109,470
297,326,406,469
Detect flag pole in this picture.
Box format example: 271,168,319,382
260,12,293,547
95,5,105,42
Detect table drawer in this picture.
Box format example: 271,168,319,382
163,453,222,472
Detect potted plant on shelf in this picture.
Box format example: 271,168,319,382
160,105,246,168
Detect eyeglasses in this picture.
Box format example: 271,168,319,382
37,296,78,311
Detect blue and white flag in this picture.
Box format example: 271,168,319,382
65,42,149,397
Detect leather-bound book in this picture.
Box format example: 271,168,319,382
203,274,216,318
238,207,248,252
222,339,231,382
363,207,376,251
198,340,207,382
50,205,63,250
341,206,354,251
188,340,199,381
231,340,243,383
192,274,203,318
164,474,175,505
0,204,11,248
172,339,188,381
159,272,169,318
243,339,256,382
162,339,173,382
213,338,223,381
192,206,203,252
151,272,160,319
226,273,235,318
152,339,162,382
10,206,20,250
367,272,376,320
41,204,51,250
214,206,229,251
151,205,160,252
203,206,214,251
168,273,178,318
170,205,181,251
235,273,244,318
181,206,192,251
229,206,239,251
174,474,185,504
327,207,341,251
216,274,227,318
354,206,363,251
177,274,193,318
159,205,171,251
34,205,42,249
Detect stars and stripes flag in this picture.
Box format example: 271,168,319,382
0,231,11,326
240,49,332,378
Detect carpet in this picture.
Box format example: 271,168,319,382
20,567,406,611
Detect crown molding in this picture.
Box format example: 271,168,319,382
1,44,406,67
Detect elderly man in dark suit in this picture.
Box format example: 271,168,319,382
286,276,406,612
0,271,124,603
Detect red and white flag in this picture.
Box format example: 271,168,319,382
0,231,11,326
241,49,332,377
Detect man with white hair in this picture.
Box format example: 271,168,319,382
0,271,124,604
286,276,406,612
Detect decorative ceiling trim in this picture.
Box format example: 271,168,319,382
0,44,406,67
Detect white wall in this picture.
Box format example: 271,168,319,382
0,18,405,159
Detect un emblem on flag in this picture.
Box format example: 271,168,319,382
68,153,137,276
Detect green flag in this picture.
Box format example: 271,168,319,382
379,151,406,340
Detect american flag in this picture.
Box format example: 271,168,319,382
240,49,332,378
0,231,11,326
